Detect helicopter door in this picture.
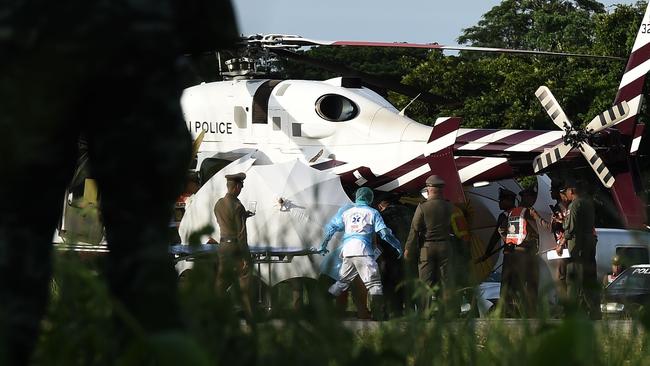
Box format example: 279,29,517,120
250,80,281,142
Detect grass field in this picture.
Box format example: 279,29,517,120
30,253,650,366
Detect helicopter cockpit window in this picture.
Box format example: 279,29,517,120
315,94,358,122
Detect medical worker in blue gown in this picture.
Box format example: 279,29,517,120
319,187,402,320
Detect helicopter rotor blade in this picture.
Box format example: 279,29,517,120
578,142,615,188
584,101,630,134
532,142,573,173
248,35,625,61
535,86,572,131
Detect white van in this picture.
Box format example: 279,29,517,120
595,228,650,279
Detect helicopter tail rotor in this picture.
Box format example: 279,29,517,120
532,85,629,188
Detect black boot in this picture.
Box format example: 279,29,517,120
370,295,386,321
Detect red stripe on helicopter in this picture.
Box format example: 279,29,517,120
616,76,645,106
473,130,552,152
622,42,650,72
428,117,462,143
466,162,515,183
330,41,443,49
454,129,498,146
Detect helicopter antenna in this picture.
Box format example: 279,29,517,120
399,93,421,116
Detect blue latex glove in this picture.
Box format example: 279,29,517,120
319,240,330,255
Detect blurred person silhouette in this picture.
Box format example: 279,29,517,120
376,196,412,317
550,180,570,301
0,1,238,364
603,255,625,286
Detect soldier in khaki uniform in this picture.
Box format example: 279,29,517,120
560,180,601,319
404,175,454,310
212,172,254,319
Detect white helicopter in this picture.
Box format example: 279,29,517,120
181,7,649,228
171,3,650,290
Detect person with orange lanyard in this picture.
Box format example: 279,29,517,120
499,187,550,317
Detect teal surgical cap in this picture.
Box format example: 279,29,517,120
355,187,374,205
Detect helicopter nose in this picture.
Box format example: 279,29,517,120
368,108,429,142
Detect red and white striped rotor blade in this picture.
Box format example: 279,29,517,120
535,86,572,131
532,142,573,173
584,101,630,133
268,36,624,60
579,142,615,188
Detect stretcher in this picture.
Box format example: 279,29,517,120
169,244,318,311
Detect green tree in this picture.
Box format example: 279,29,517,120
399,1,646,129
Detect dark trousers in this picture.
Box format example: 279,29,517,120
566,256,602,319
378,248,405,317
501,249,539,317
0,31,191,364
557,258,568,301
215,243,253,319
418,242,449,310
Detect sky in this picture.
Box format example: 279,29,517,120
233,0,638,45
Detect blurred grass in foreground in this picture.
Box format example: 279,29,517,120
30,253,650,366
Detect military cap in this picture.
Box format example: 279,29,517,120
519,187,537,197
498,188,516,199
425,175,445,187
612,255,621,266
225,172,246,182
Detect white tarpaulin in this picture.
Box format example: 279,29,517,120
178,152,257,244
242,159,351,286
179,158,350,286
534,174,558,254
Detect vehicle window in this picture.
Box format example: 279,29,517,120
616,247,650,267
609,268,650,290
315,94,359,122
